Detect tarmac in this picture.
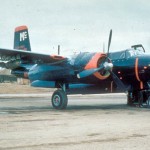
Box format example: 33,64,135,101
0,93,150,150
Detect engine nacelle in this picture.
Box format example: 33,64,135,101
84,53,111,80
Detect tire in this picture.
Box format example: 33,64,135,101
51,90,68,110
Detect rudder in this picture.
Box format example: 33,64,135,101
14,25,31,51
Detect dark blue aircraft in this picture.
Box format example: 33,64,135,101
0,26,150,109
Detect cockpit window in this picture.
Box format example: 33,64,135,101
109,48,145,60
109,51,126,60
126,49,145,58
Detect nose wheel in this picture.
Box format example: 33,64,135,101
51,89,68,109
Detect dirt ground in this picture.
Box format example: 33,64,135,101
0,95,150,150
0,91,150,150
0,83,53,94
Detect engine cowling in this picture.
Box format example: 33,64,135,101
84,53,111,80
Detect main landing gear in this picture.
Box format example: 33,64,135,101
51,84,68,109
127,90,150,108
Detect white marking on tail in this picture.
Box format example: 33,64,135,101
20,31,27,41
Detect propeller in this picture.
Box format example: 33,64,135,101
107,29,127,91
77,30,113,79
77,61,113,78
77,29,127,92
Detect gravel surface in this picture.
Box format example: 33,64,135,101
0,94,150,150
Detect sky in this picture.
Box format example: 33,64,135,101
0,0,150,55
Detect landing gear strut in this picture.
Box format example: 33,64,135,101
51,83,68,109
127,90,150,107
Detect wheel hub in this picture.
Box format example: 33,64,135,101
53,95,61,106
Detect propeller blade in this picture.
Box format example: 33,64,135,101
77,66,104,78
110,71,126,92
77,62,113,79
107,29,112,54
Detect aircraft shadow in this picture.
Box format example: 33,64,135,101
0,104,144,115
67,104,133,111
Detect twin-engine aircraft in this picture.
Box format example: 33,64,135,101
0,25,150,109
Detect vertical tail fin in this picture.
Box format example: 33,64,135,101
14,25,31,51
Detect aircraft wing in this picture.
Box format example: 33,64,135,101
0,48,67,64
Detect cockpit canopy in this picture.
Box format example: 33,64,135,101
109,48,145,60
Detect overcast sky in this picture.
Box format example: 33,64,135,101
0,0,150,55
